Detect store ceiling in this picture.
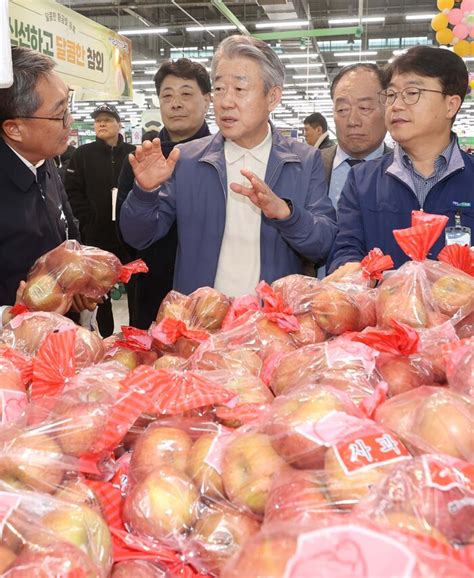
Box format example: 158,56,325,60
60,0,473,134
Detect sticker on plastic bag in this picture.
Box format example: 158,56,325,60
285,524,416,578
0,390,27,424
422,455,474,493
334,432,410,476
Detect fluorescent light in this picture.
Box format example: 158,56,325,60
133,80,156,86
132,59,157,65
392,49,407,56
285,63,323,69
337,60,377,66
293,82,330,86
293,74,327,79
186,24,236,32
336,51,378,57
255,20,309,29
278,53,319,59
190,58,209,63
328,17,385,24
463,57,474,62
144,70,157,75
119,27,168,35
405,13,435,21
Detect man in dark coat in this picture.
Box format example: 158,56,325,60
65,103,135,336
117,58,211,329
0,46,82,326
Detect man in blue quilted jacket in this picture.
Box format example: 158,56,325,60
120,35,337,297
327,45,473,278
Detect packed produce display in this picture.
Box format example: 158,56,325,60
0,213,472,577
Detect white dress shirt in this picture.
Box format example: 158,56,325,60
214,126,272,297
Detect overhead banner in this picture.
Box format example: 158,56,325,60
9,0,132,100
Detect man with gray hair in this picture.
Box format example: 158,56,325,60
120,35,337,296
0,46,84,326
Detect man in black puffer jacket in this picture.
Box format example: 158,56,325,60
65,104,135,336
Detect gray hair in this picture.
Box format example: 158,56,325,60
0,46,56,126
211,35,285,94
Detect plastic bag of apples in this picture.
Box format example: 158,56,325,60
151,287,231,358
221,515,474,578
13,239,148,312
376,212,474,329
0,348,31,425
0,481,112,577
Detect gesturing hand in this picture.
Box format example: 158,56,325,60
129,138,180,192
230,168,291,220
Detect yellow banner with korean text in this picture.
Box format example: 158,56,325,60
9,0,132,100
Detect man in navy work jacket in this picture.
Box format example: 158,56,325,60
120,35,337,297
0,46,82,326
328,45,473,277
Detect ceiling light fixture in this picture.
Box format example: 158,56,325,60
405,14,435,21
328,17,385,24
132,60,157,65
119,27,168,35
285,63,324,69
293,74,327,79
278,53,319,59
255,20,309,29
186,24,236,31
337,60,377,66
336,50,378,57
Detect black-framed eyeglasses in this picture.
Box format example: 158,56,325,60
15,107,72,128
378,87,447,107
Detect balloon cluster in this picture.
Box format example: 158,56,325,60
431,0,474,57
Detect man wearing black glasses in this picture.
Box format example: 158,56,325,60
327,45,473,275
0,46,83,326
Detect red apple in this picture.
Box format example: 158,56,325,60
155,292,192,325
22,273,65,311
377,278,429,329
377,355,434,397
413,389,474,461
130,424,193,482
87,253,121,294
46,246,90,294
194,348,262,376
51,385,115,457
108,347,140,370
189,287,231,331
6,312,75,355
269,343,326,397
54,478,102,511
39,504,112,573
264,467,329,524
222,432,286,515
291,311,326,347
187,432,226,499
0,426,64,493
123,465,199,540
431,274,473,317
455,310,474,339
311,287,360,335
5,542,98,578
265,387,352,469
74,327,105,369
153,354,186,370
191,503,260,575
221,532,298,578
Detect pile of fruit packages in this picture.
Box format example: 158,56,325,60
0,212,472,577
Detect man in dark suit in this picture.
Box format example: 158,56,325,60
0,46,90,326
303,112,335,150
320,63,390,211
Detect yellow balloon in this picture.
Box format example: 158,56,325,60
431,13,449,31
436,28,454,45
437,0,454,10
453,40,471,57
469,79,474,90
470,41,474,57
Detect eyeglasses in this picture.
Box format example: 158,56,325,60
378,87,446,107
15,107,72,128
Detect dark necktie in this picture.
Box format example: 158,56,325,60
346,158,364,167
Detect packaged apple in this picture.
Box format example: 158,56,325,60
111,560,171,577
266,338,379,403
0,349,30,425
151,287,231,358
220,516,474,578
14,239,148,312
375,385,474,462
444,337,474,397
0,311,104,373
0,482,112,576
104,326,158,371
354,453,474,546
261,383,364,471
376,212,465,329
192,310,298,369
185,499,261,577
